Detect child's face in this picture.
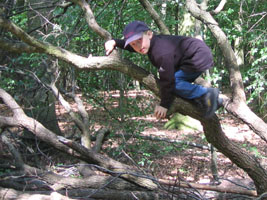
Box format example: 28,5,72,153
129,31,153,55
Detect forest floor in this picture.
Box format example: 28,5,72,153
55,90,266,198
0,89,266,200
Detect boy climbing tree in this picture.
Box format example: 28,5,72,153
105,21,221,119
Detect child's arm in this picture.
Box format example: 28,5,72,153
105,39,136,55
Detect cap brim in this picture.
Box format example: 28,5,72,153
124,32,143,48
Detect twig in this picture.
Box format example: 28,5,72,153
248,13,267,32
121,149,146,174
111,133,210,151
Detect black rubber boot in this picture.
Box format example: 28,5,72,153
195,88,219,119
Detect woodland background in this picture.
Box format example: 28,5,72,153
0,0,266,199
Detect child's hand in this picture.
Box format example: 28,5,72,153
105,40,116,56
154,105,167,119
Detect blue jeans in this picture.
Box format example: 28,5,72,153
174,70,207,99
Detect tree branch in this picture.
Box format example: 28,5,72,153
70,0,111,40
211,0,227,15
0,38,39,53
138,0,170,34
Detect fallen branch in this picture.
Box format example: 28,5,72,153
0,187,161,200
159,179,257,197
0,187,74,200
0,172,142,192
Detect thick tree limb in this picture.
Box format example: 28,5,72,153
92,128,110,153
0,168,143,192
0,89,77,156
222,96,267,142
0,38,39,53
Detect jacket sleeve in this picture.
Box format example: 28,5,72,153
157,54,176,109
114,39,136,53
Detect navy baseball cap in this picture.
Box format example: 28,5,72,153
123,21,150,47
